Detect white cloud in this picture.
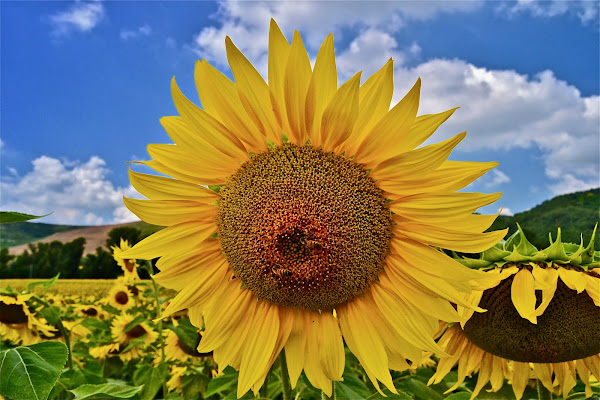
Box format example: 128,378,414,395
500,207,513,216
484,170,511,188
389,60,599,192
497,0,599,24
49,1,105,38
120,24,152,41
190,0,482,69
0,156,139,225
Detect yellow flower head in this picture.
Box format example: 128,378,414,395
431,225,600,399
0,294,56,345
107,281,135,311
112,238,140,283
121,19,506,397
111,313,158,347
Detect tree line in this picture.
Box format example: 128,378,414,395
0,227,152,279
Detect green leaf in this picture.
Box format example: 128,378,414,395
27,273,61,294
169,318,201,352
365,387,413,399
335,364,372,399
205,367,238,397
397,378,443,400
69,383,143,399
139,363,168,400
0,211,50,224
0,341,68,400
181,374,210,399
39,305,61,326
444,393,472,400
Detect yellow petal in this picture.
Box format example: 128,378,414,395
124,198,216,226
303,311,333,394
132,159,214,185
530,265,558,318
147,144,231,182
161,259,229,318
380,160,498,198
371,132,466,181
558,267,587,293
583,274,600,306
316,311,344,381
194,60,266,152
390,192,502,219
511,268,538,323
320,72,361,152
153,248,224,289
268,19,291,144
395,222,508,253
170,78,248,160
350,59,394,148
213,304,255,370
472,354,493,398
284,309,307,389
225,37,281,145
237,302,280,397
128,170,219,202
155,238,220,271
119,221,216,260
338,296,397,394
370,284,444,354
305,33,337,143
401,107,458,153
198,281,256,352
283,31,312,144
354,78,420,166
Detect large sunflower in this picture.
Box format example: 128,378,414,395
121,19,507,397
430,226,600,399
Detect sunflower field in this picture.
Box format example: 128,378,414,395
2,18,600,400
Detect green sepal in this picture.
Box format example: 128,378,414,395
543,228,570,261
455,258,492,269
514,223,539,256
581,223,598,265
481,244,511,262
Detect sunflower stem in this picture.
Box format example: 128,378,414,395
321,382,336,400
278,352,292,400
144,260,168,398
537,379,553,400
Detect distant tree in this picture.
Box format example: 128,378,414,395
80,247,120,279
8,238,85,278
106,226,142,249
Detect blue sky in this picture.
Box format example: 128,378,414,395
1,0,598,225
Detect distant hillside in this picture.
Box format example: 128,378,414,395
5,221,163,256
488,188,600,249
1,222,86,248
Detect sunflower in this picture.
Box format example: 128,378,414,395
107,281,135,311
120,19,507,397
0,294,56,345
430,226,600,399
111,313,158,347
112,238,140,284
74,304,108,320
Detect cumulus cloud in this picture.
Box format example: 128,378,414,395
497,0,599,24
190,0,481,69
120,24,151,41
0,156,139,225
500,207,514,216
48,1,105,38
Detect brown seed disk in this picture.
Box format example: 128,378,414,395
0,301,28,324
127,324,148,339
217,144,392,311
463,271,600,363
115,291,129,305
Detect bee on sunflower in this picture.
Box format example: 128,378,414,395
120,19,507,397
430,225,600,399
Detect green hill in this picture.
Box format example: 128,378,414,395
0,222,86,248
487,188,600,249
